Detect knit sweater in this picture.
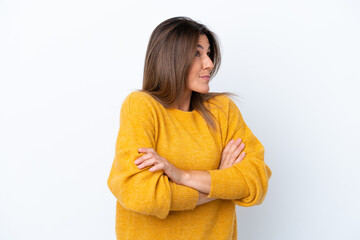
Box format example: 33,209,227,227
107,91,271,240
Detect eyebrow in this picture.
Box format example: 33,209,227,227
197,44,211,51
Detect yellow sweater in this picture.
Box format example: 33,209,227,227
107,91,271,240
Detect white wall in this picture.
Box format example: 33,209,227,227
1,0,359,239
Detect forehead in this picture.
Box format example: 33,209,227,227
197,35,210,48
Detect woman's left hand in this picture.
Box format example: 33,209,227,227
135,148,185,185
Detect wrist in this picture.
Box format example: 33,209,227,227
178,170,211,194
179,170,191,186
197,192,216,206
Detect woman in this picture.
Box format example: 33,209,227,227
107,16,271,240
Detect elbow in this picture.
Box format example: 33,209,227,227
234,163,272,207
118,198,170,219
234,181,269,207
107,175,171,219
242,181,268,206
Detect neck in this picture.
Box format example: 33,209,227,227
177,90,192,112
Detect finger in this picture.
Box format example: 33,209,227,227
238,142,245,153
134,153,153,164
228,142,245,164
222,139,234,156
221,140,234,160
137,159,157,169
149,166,158,172
234,152,246,164
228,138,242,154
222,139,235,163
228,149,242,165
149,164,164,172
223,138,242,167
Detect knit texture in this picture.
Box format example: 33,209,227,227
107,91,272,240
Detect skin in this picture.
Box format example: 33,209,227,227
135,34,246,205
137,139,246,205
176,34,214,111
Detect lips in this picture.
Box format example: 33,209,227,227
200,75,210,80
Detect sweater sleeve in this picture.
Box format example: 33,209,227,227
207,98,272,206
107,93,199,219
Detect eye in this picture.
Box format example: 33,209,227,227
207,52,211,57
195,51,200,57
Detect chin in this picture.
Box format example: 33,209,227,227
195,87,210,94
190,83,210,94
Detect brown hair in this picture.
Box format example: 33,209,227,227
139,16,237,131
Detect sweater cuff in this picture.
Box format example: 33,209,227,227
169,182,199,211
207,168,250,199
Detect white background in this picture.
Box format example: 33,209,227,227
1,0,359,239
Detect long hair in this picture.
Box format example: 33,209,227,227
140,16,237,131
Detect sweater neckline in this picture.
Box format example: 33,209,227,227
167,107,197,115
138,91,198,116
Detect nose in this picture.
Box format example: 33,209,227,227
202,55,214,72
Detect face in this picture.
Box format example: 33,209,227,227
186,34,214,94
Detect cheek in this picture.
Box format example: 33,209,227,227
187,76,195,88
187,62,200,85
187,71,196,84
188,67,196,77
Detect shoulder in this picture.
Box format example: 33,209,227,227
122,91,159,112
124,90,157,105
206,94,244,127
207,94,239,114
119,91,161,124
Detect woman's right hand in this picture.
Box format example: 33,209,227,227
219,138,246,169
